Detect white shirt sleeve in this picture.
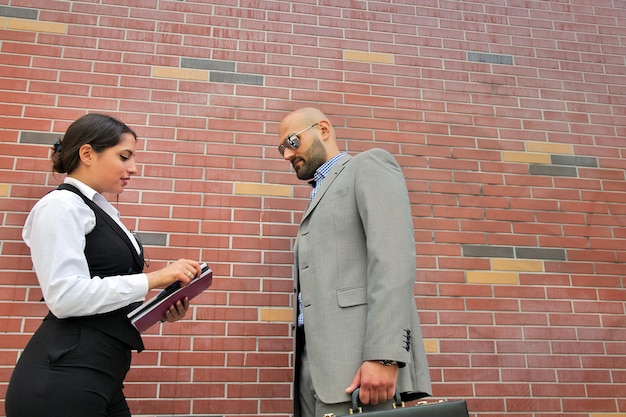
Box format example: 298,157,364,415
22,189,149,318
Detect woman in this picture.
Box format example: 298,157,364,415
5,113,202,417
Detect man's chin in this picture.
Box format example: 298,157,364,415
294,166,304,179
296,171,313,181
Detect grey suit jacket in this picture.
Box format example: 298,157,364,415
294,148,432,409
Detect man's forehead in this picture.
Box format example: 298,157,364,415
278,116,300,135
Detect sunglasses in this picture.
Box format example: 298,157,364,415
278,123,318,156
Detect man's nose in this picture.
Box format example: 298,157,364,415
283,147,295,160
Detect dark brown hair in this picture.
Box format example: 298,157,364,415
51,114,137,174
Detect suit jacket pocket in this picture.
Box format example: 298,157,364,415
336,287,367,307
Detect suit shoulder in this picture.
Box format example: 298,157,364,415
355,147,390,157
354,148,401,168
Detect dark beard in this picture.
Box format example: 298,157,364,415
295,137,327,180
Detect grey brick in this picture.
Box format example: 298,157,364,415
181,57,235,72
210,71,263,86
551,154,598,167
20,131,60,145
0,5,38,19
515,247,566,261
529,164,578,177
467,52,513,65
134,232,167,247
462,245,514,258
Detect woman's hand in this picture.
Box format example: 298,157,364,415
145,259,202,290
163,297,190,322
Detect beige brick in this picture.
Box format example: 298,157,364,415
591,414,626,417
491,259,544,272
344,50,394,64
502,151,551,164
466,271,519,285
7,18,66,34
526,141,573,155
0,183,9,197
152,66,208,81
423,339,439,353
234,182,292,197
260,307,293,322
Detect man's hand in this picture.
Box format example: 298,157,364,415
345,360,399,405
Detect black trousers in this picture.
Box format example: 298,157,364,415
5,316,133,417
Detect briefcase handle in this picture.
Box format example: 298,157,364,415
350,388,405,414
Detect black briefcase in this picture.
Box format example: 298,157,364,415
327,389,469,417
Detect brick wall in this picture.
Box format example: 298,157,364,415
1,1,625,416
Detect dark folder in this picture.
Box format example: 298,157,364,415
128,263,212,332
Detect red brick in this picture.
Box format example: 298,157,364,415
159,382,225,398
129,398,191,415
1,2,626,416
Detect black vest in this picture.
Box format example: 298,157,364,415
45,183,145,351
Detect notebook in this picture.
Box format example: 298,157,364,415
128,262,212,332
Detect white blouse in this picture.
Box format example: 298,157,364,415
22,177,149,319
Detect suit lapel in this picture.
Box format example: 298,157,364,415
301,154,352,223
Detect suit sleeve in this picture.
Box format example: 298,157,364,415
354,149,416,365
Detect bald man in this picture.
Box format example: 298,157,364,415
277,108,432,417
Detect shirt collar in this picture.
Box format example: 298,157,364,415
64,177,98,200
312,152,346,187
63,177,120,219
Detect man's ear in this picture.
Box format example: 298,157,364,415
318,120,331,141
78,144,94,165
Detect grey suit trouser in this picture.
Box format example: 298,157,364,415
299,344,396,417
